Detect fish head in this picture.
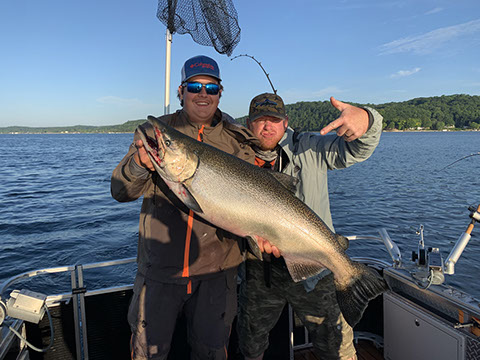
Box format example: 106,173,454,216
137,116,199,183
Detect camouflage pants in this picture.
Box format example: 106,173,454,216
237,258,356,360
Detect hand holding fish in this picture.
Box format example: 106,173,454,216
134,139,155,172
320,97,369,142
257,236,281,258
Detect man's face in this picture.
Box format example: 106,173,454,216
179,75,221,125
248,116,288,150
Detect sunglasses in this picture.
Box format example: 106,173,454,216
184,82,221,95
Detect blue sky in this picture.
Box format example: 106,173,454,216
1,0,479,127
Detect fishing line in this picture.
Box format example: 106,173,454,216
439,152,480,171
437,151,480,215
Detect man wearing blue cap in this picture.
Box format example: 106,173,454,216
111,55,258,360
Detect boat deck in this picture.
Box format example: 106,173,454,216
294,340,383,360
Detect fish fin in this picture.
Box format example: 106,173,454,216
163,179,203,214
283,254,326,282
336,234,349,250
269,172,298,194
334,263,388,327
246,236,264,260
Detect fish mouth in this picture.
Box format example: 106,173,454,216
139,125,166,168
152,127,168,168
141,123,194,183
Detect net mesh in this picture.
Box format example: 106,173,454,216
157,0,241,56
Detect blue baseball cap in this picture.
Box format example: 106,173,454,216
181,55,222,83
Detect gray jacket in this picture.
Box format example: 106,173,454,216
277,107,383,289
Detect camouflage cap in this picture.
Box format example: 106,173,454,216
248,93,287,122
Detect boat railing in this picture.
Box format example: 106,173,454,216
0,257,137,298
347,230,398,268
0,257,137,360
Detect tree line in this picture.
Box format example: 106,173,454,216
0,120,145,134
1,94,479,134
284,94,480,131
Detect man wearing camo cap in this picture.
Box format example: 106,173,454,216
237,92,383,360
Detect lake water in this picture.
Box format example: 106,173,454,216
0,131,479,298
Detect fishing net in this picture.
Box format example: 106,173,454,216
156,0,241,56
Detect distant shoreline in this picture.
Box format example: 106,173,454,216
1,129,478,135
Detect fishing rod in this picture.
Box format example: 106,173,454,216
439,152,480,171
231,54,277,94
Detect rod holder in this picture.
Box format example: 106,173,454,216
444,232,471,275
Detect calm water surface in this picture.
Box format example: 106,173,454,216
0,132,479,297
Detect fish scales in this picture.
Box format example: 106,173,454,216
189,144,344,273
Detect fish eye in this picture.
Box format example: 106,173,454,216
165,139,171,147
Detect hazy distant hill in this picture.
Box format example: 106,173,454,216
0,120,146,134
1,94,479,134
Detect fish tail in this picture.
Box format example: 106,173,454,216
335,263,388,327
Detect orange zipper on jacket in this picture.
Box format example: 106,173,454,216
182,125,205,294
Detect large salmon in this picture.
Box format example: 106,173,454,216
137,115,388,327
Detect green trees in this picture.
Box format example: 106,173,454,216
285,94,480,131
386,121,396,130
432,121,445,130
